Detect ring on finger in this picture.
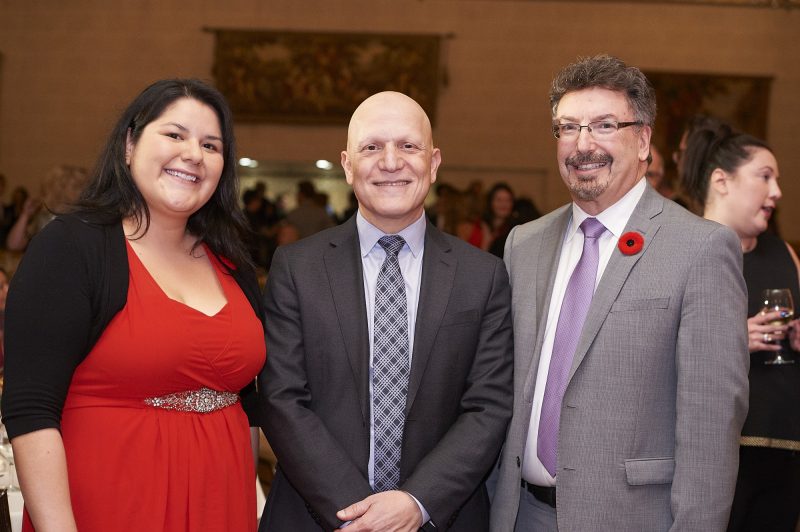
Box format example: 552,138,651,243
763,333,772,343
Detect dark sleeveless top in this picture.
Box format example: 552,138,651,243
741,231,800,450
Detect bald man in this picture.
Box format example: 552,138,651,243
258,92,513,532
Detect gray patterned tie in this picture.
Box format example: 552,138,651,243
538,217,606,477
373,235,409,492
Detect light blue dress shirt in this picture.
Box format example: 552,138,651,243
349,210,430,524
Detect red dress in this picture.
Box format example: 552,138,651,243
23,243,266,531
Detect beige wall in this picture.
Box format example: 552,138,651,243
1,0,798,237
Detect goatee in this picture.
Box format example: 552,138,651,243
564,151,612,201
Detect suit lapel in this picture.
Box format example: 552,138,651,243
405,224,456,415
324,219,371,422
567,185,665,381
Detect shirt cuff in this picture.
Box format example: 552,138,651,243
339,492,430,528
405,491,430,527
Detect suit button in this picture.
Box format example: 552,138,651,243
516,456,520,467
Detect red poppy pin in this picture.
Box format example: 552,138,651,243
618,231,644,255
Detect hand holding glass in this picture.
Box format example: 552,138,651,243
761,288,795,365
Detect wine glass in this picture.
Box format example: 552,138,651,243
761,288,795,365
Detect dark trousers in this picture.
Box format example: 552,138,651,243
727,446,800,532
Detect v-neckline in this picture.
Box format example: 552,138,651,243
125,240,229,318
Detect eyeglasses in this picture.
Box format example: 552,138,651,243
552,120,643,140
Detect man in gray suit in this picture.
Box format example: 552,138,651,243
259,91,513,531
490,55,749,531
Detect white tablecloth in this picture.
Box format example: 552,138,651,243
7,489,22,532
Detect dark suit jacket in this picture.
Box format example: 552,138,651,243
259,217,513,531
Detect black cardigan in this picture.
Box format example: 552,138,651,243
1,213,264,439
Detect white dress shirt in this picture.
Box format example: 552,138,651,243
522,178,647,486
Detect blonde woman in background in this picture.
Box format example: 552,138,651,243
5,165,88,251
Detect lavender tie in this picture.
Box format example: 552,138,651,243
537,217,606,477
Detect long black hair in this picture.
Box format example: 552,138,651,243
75,78,252,270
483,182,515,227
680,117,772,212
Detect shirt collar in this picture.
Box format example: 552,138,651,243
356,211,426,258
567,177,647,243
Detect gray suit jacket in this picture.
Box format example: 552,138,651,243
259,218,514,531
490,185,749,532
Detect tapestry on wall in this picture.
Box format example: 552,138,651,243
547,0,799,7
210,29,443,125
644,70,772,152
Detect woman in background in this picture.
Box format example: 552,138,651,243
483,182,515,257
439,188,491,251
682,120,800,532
5,165,89,251
1,79,265,531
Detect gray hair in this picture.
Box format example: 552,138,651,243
549,54,656,127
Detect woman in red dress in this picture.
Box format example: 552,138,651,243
1,79,266,531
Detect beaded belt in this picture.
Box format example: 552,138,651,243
144,387,239,413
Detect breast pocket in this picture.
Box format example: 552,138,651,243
610,297,670,313
440,309,479,328
624,457,675,486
